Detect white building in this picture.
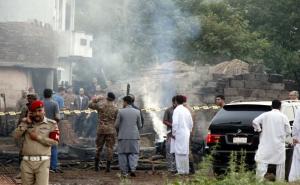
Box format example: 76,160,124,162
0,0,93,109
0,0,93,86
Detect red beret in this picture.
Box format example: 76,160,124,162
29,100,44,111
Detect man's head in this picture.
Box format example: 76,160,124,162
215,95,225,107
27,93,37,104
175,95,185,105
29,100,45,122
172,96,177,107
66,87,73,94
289,91,299,100
271,99,281,110
43,88,53,99
129,94,135,103
123,96,133,107
58,87,65,96
107,92,116,102
79,88,85,96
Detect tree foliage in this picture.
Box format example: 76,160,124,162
75,0,300,82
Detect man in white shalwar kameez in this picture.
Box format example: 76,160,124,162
253,100,291,181
289,107,300,182
170,95,193,175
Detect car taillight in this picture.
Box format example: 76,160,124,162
206,133,222,144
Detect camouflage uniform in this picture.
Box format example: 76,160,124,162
88,101,118,161
63,93,76,110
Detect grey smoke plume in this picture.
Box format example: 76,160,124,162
76,0,201,141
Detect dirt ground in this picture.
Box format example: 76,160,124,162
1,166,182,185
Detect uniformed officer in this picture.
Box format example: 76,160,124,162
17,93,38,125
88,92,118,172
13,100,59,185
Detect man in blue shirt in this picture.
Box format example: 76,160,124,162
53,87,65,110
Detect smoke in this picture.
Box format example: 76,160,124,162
76,0,201,141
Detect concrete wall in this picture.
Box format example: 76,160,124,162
0,68,33,111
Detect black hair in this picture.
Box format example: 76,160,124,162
44,88,53,98
172,96,176,103
123,96,133,104
271,99,281,109
216,95,225,100
175,95,185,105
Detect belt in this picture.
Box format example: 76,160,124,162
23,156,50,161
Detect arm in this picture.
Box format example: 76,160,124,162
172,110,179,137
140,110,144,128
115,111,121,130
137,114,142,130
252,113,264,132
13,120,28,139
292,109,300,140
54,103,60,123
163,109,172,127
29,123,59,146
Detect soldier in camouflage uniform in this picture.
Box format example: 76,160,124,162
88,92,118,172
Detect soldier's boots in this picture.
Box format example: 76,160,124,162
95,158,100,172
106,161,111,172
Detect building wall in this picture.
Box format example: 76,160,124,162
0,0,75,31
0,68,32,111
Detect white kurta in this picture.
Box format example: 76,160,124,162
170,105,193,155
289,109,300,182
253,109,291,164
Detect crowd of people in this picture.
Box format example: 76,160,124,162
11,81,300,184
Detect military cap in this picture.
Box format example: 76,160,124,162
29,100,44,111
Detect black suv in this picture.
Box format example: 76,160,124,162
206,101,300,178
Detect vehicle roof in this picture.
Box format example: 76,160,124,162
226,100,300,106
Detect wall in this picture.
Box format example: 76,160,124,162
0,22,58,68
200,73,297,104
0,0,75,31
0,68,32,111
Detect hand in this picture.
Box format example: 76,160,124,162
29,130,38,141
293,138,299,145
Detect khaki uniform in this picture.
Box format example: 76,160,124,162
13,118,59,185
89,101,118,161
64,93,76,110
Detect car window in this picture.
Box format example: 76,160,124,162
282,106,294,121
211,105,271,125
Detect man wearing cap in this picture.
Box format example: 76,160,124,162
18,93,38,125
13,100,59,185
16,90,28,112
88,92,118,172
115,96,142,177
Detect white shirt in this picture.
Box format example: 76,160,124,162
253,109,291,164
170,105,193,155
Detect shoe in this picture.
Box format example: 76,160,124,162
95,158,100,172
106,161,111,172
121,172,128,178
130,172,136,177
56,168,64,173
49,169,56,173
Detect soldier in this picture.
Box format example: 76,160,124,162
13,100,59,185
18,93,38,125
64,87,76,110
16,90,28,112
88,92,118,172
